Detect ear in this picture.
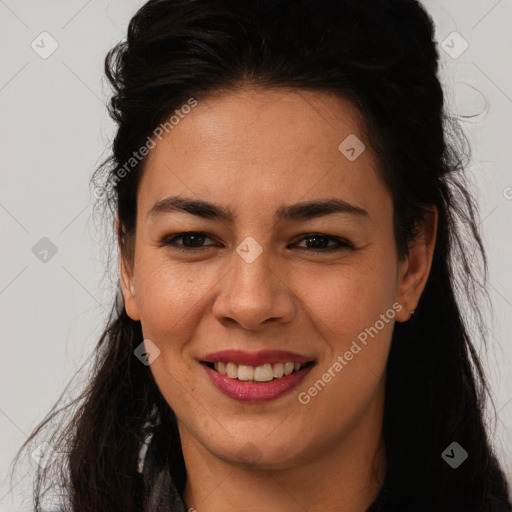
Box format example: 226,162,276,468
395,207,438,323
116,216,141,322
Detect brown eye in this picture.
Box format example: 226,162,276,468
293,234,355,253
161,232,219,252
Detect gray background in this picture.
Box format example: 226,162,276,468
0,0,511,510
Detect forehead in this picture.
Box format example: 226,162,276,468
137,87,390,222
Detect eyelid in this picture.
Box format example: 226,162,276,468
161,231,355,254
293,234,354,250
160,232,219,250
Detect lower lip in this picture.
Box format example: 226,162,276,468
201,363,314,403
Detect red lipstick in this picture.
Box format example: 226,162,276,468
201,363,313,402
200,349,315,403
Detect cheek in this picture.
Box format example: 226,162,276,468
133,260,214,350
299,256,398,343
298,264,396,430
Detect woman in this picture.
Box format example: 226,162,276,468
10,0,512,510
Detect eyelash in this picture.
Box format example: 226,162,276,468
160,232,355,254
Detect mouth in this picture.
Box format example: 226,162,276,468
201,360,316,382
199,349,316,402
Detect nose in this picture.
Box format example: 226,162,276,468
211,245,296,331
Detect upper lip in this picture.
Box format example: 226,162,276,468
202,349,315,367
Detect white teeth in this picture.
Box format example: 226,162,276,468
226,362,238,379
273,362,284,378
210,360,308,381
284,362,295,376
253,364,274,382
237,364,254,381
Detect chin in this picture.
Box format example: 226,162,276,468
208,434,303,469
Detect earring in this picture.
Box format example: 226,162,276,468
410,309,416,320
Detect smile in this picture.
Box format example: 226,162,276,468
204,361,313,382
199,349,316,402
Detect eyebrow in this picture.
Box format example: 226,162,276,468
147,195,370,223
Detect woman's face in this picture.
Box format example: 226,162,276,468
120,86,435,469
